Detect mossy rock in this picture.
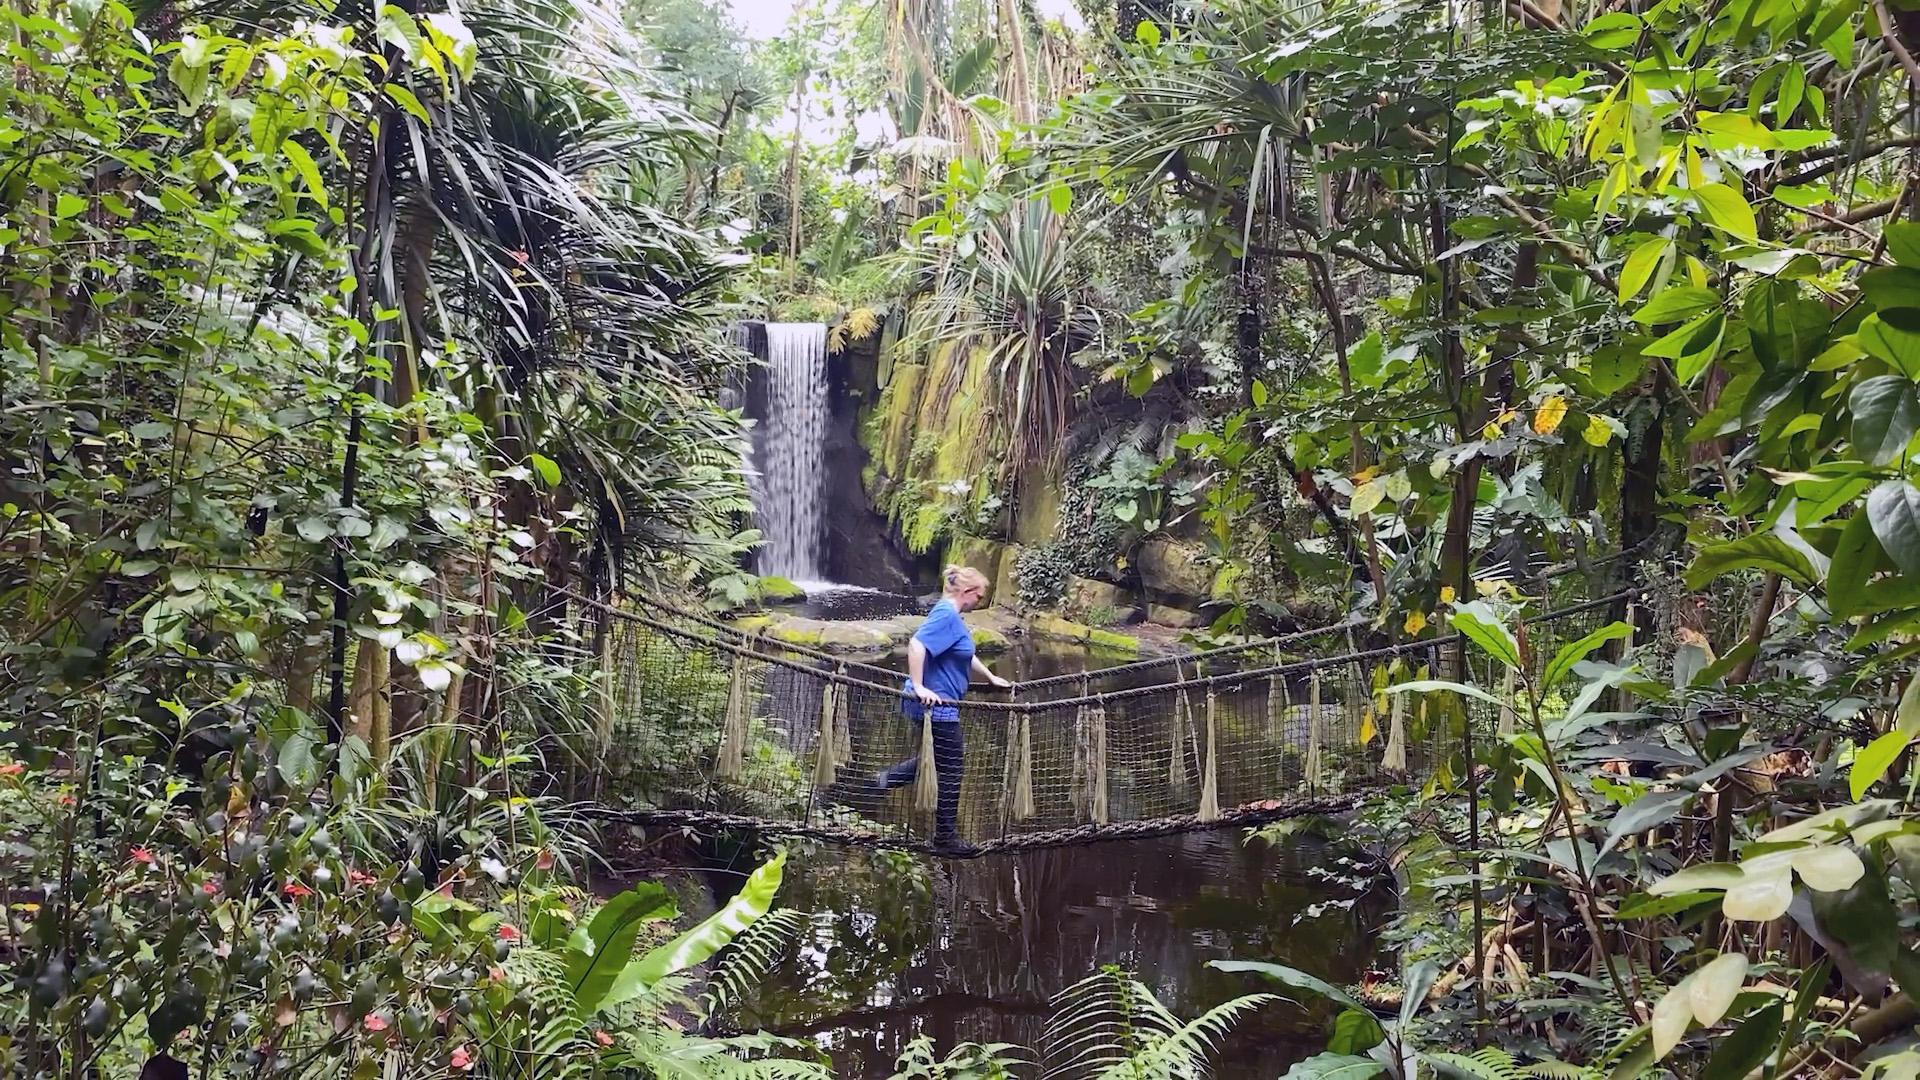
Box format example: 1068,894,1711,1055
732,615,774,635
1031,613,1140,655
757,576,806,603
1087,628,1141,654
762,618,893,654
970,624,1011,654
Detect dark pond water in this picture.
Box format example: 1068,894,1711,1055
702,828,1388,1078
684,635,1391,1078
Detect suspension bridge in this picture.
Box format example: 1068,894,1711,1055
574,589,1634,858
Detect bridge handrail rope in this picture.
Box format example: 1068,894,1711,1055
576,588,1638,712
594,548,1638,695
583,584,1643,856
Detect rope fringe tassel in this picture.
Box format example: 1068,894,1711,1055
1307,669,1324,790
912,716,939,813
814,679,839,788
1198,689,1220,822
716,652,750,781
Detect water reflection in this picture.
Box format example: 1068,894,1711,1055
722,828,1386,1078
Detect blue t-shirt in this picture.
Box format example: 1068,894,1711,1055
903,599,975,722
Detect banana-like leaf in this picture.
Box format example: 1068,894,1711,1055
598,851,787,1013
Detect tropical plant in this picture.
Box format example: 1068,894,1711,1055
1038,966,1276,1080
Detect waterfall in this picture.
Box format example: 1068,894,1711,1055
754,322,830,584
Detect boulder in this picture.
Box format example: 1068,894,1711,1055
1147,603,1209,629
1064,575,1128,619
1138,537,1214,601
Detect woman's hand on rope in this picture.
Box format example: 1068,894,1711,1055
986,672,1012,690
912,681,945,706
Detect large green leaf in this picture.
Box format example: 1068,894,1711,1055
566,882,677,1017
1857,314,1920,378
1633,285,1720,324
1829,505,1882,617
1850,376,1920,465
1859,265,1920,311
1450,600,1521,668
1387,679,1511,711
1210,959,1367,1012
1685,532,1818,589
1694,182,1758,240
1850,729,1913,801
1700,1001,1782,1080
600,851,787,1013
1327,1008,1386,1054
1887,221,1920,268
1868,481,1920,578
1278,1052,1386,1080
1543,621,1633,691
1601,790,1692,857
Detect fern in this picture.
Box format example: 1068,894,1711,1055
1041,967,1275,1080
1426,1049,1600,1080
700,907,810,1020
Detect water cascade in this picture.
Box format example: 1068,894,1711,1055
754,322,830,583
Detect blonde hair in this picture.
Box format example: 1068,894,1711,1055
942,564,990,597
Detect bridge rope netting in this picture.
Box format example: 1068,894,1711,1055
573,590,1635,857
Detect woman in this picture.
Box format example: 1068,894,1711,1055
876,564,1009,854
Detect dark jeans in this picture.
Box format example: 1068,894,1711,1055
882,720,964,838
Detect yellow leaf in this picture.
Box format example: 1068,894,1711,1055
1353,466,1379,483
1584,415,1613,446
1474,579,1501,597
1497,409,1518,425
1651,979,1693,1059
1688,952,1749,1026
1533,396,1569,435
1482,420,1504,440
1351,479,1385,517
1359,708,1378,746
1405,611,1428,635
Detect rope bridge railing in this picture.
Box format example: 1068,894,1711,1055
575,590,1637,857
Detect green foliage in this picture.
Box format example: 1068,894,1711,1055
1039,967,1275,1080
1014,544,1075,608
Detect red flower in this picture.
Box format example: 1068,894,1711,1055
202,881,220,895
130,847,155,865
282,882,313,898
535,849,554,871
363,1014,389,1032
0,762,23,776
496,924,519,941
348,869,377,886
593,1030,614,1047
58,794,74,806
450,1046,474,1070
